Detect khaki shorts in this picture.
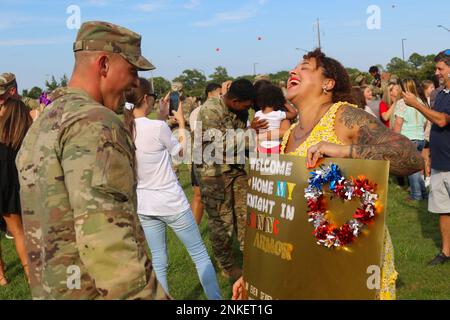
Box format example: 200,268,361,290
428,169,450,214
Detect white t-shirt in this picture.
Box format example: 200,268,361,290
255,110,287,133
134,117,190,216
364,105,378,118
189,105,202,132
255,110,287,149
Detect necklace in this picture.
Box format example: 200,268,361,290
293,126,314,142
296,101,334,134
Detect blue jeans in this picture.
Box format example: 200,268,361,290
408,140,427,200
138,209,222,300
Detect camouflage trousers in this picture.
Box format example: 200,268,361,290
198,171,248,273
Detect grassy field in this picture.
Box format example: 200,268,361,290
1,165,449,300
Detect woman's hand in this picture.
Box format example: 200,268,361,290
232,276,244,300
306,142,351,168
171,102,185,128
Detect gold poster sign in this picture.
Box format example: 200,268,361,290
243,155,389,300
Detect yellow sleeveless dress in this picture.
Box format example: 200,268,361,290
280,101,398,300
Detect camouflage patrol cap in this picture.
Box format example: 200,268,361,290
0,73,17,95
73,21,155,71
171,81,183,92
355,74,365,84
254,74,270,82
389,74,399,84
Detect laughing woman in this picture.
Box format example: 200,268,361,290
233,49,424,300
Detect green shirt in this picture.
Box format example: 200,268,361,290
394,98,426,140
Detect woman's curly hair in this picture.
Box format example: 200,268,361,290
303,48,356,104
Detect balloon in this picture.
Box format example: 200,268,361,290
257,36,262,41
216,48,220,52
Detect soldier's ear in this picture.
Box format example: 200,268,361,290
98,54,110,77
9,87,17,96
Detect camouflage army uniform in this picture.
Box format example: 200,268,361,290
16,87,166,299
182,97,197,130
166,96,196,130
371,79,388,99
22,96,40,111
15,21,167,300
195,97,249,274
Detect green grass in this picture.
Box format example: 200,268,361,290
1,168,449,300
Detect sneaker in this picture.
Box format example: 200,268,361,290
428,253,450,266
5,230,14,240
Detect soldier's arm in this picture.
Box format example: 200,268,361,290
199,104,229,144
62,120,149,299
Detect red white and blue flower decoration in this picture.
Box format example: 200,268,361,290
304,163,379,248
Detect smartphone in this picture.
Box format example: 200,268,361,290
169,91,180,114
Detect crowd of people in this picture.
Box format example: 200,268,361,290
0,20,449,300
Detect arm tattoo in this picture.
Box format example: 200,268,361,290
340,106,424,176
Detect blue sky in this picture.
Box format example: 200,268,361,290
1,0,449,90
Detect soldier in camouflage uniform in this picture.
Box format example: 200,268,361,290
0,73,39,111
16,21,167,300
195,79,256,279
182,96,197,130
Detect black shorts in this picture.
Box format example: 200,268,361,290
191,164,200,187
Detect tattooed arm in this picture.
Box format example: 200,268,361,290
338,106,424,176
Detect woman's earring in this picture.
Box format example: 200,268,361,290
323,87,328,95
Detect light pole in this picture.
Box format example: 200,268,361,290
316,18,321,49
253,62,259,76
401,38,407,61
438,25,450,32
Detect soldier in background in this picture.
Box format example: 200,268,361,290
0,73,39,112
190,82,222,225
196,79,257,280
16,21,167,300
355,74,367,87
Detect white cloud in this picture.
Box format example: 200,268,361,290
192,6,258,27
86,0,109,6
135,1,165,12
0,37,70,47
184,0,200,9
0,13,62,30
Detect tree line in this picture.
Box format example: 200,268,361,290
22,52,438,100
